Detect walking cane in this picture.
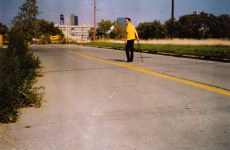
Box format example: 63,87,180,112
138,41,143,62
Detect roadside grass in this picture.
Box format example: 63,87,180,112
80,42,230,60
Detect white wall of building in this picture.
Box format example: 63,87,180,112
56,24,92,41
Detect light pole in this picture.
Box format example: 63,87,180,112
94,0,96,42
171,0,174,39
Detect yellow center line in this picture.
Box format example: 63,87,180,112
68,51,230,97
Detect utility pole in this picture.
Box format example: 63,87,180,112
94,0,96,42
171,0,174,39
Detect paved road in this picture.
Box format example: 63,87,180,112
1,44,230,150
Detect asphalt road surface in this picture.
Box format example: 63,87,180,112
1,44,230,150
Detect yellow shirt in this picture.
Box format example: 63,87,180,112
126,23,136,40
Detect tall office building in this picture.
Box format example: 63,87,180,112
70,14,78,26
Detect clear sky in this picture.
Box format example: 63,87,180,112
1,0,230,27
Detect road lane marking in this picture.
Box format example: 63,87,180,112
69,51,230,97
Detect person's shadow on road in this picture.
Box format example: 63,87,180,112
110,59,126,62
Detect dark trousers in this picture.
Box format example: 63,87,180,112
126,40,135,62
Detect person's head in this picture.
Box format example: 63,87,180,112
126,18,131,25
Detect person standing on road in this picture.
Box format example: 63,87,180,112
125,18,139,62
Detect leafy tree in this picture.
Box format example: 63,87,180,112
137,20,167,39
179,14,196,38
178,12,210,39
0,0,43,123
137,22,152,40
110,21,126,40
11,0,40,44
36,19,64,44
88,27,94,40
0,23,8,35
97,19,112,38
151,20,167,39
208,14,230,38
207,14,219,38
37,19,62,36
164,18,183,38
177,12,230,39
88,20,125,40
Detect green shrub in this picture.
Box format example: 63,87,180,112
0,39,43,123
0,0,44,123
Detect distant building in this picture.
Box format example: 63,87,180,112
56,24,92,41
70,14,78,26
117,17,126,29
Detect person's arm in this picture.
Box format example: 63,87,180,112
125,31,128,44
125,24,130,44
135,29,139,42
125,27,129,44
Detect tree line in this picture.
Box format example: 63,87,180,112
92,12,230,40
1,11,230,42
160,12,230,39
0,20,64,44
